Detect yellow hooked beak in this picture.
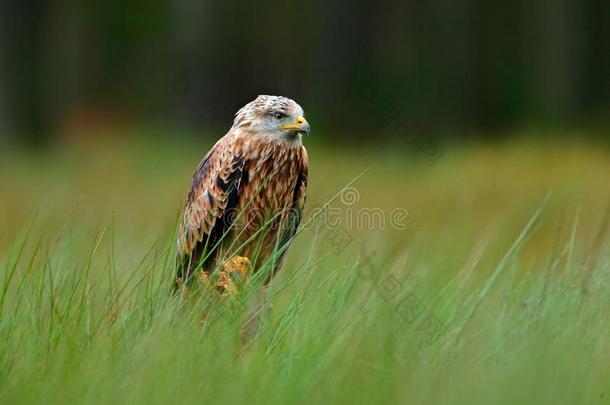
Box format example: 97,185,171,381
279,116,310,135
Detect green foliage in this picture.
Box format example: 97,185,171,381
0,135,609,404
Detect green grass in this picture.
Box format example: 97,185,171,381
0,133,609,404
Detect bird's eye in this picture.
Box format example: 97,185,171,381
273,112,287,120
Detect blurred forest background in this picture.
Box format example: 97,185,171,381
0,0,608,148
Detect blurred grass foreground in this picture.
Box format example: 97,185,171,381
0,133,609,404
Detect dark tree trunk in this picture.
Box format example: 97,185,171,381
1,1,50,146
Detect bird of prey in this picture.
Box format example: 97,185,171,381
175,95,309,293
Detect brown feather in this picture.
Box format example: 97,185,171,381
175,126,308,288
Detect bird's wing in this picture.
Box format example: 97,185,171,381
290,146,308,230
176,133,245,283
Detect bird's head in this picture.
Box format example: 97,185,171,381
232,95,310,143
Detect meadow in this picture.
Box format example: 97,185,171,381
0,132,609,404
